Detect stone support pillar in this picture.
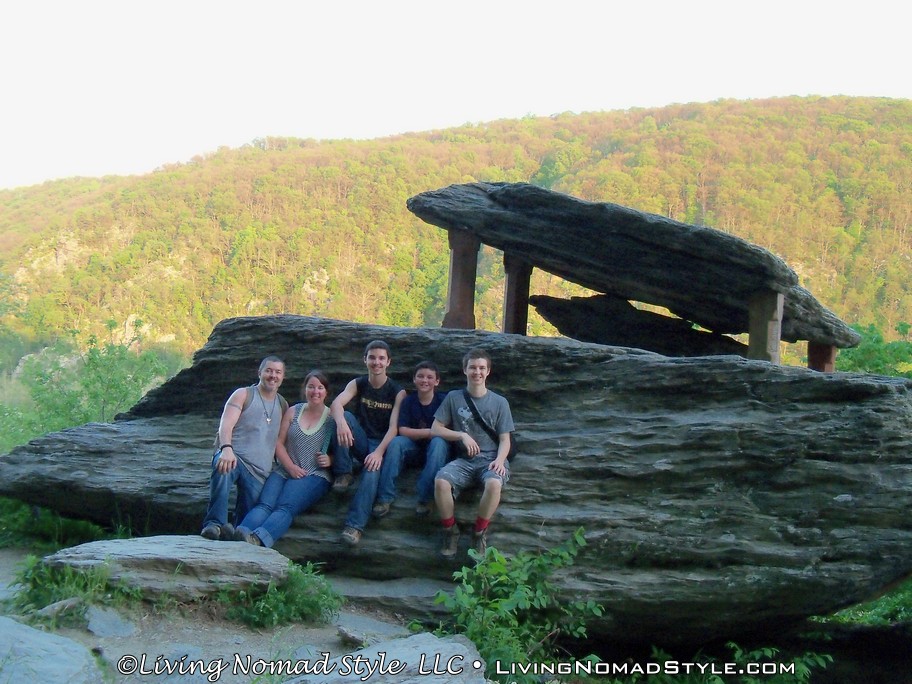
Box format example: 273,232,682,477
747,290,784,364
807,341,837,372
441,230,481,329
502,254,533,335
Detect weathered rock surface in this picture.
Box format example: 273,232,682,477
2,315,911,647
407,182,860,348
0,615,106,683
0,540,454,684
44,535,291,601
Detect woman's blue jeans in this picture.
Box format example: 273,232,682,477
236,471,330,547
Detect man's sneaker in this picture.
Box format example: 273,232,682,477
473,528,488,557
440,524,460,559
341,527,362,546
414,502,430,517
220,523,235,540
371,502,390,518
200,524,221,540
332,473,353,493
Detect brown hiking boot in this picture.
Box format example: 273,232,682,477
332,473,353,493
200,524,221,540
341,526,362,546
473,528,488,557
440,523,460,559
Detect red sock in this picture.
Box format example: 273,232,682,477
442,517,456,529
474,517,490,533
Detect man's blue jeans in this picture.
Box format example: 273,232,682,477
344,435,448,531
236,471,331,547
202,451,264,528
331,411,370,476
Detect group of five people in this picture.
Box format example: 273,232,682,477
200,341,515,560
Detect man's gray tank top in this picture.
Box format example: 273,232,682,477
232,384,285,483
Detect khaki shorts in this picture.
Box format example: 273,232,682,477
435,454,509,499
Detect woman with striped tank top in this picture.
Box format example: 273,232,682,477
234,370,335,547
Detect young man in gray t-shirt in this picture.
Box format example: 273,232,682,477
431,347,514,559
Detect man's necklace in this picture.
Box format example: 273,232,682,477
259,390,278,423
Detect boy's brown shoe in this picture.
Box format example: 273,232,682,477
440,524,460,559
341,526,362,546
332,473,353,493
473,528,488,557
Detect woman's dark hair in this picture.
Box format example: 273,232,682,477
300,369,331,400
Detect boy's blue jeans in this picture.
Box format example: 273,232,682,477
344,435,449,531
331,411,370,476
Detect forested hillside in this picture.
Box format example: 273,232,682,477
1,95,910,362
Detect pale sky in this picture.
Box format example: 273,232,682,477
1,0,908,190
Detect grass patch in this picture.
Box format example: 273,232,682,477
9,555,343,633
217,561,343,628
10,554,143,627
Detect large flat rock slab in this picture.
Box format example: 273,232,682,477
407,182,860,347
44,535,290,601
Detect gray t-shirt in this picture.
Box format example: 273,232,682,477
434,389,514,457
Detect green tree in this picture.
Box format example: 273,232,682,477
6,322,175,446
836,323,912,377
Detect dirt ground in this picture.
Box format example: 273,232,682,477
0,546,412,683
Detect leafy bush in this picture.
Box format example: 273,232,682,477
597,643,831,684
0,496,114,551
219,561,343,628
823,576,912,626
433,528,832,684
435,527,603,683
